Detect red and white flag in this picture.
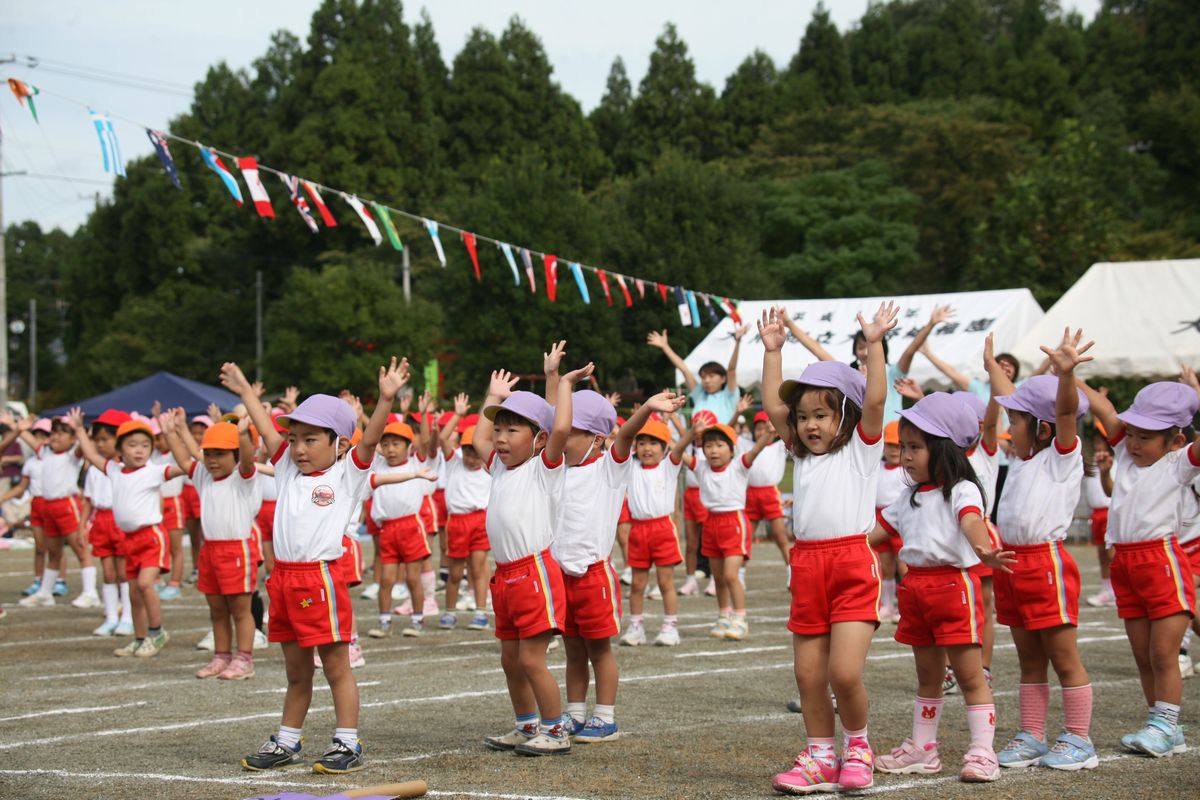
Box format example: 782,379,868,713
237,157,275,218
279,174,319,233
614,274,633,307
342,193,382,246
302,181,337,227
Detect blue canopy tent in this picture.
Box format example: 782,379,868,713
40,372,241,421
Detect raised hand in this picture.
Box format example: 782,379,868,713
65,408,85,431
17,414,35,432
378,356,410,401
1095,449,1114,473
543,340,567,375
1039,327,1094,375
281,386,300,409
605,392,621,408
151,400,162,419
418,391,434,415
757,307,787,353
733,323,751,342
736,393,753,414
454,393,470,416
930,304,956,327
982,332,997,371
1181,365,1199,393
207,403,222,422
646,330,669,350
562,362,595,386
339,391,364,422
236,414,253,434
220,362,252,396
857,301,899,344
643,390,685,415
488,369,519,400
893,377,925,401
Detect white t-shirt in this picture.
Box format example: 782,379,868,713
104,460,169,532
996,437,1083,546
688,452,753,513
684,446,703,488
37,446,82,500
189,461,261,541
552,449,635,576
966,441,1000,515
627,456,683,520
485,450,566,565
444,448,491,514
1177,476,1200,545
882,481,985,568
1107,436,1200,545
21,457,42,498
271,444,372,562
745,439,787,488
369,457,429,522
152,451,184,498
257,469,278,503
791,425,883,541
83,465,113,510
1084,473,1110,512
875,463,907,509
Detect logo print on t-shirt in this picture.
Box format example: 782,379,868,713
311,485,335,507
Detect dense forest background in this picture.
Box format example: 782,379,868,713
7,0,1200,407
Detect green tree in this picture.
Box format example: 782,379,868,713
720,51,781,153
847,3,906,103
785,2,857,108
590,58,634,170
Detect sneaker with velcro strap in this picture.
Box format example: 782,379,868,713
242,735,303,771
574,716,619,743
515,731,572,756
484,726,536,751
134,630,169,658
113,639,142,657
1039,731,1099,770
312,738,364,774
997,730,1048,768
467,613,489,631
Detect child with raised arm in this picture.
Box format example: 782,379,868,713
761,302,897,794
439,394,492,629
1080,364,1200,757
84,410,135,637
745,410,791,568
476,363,592,756
226,357,409,775
68,411,184,657
646,325,747,422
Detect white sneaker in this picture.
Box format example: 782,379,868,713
253,629,269,650
704,578,717,597
709,615,731,638
114,620,134,636
725,617,749,640
93,620,119,637
360,582,380,601
71,590,101,609
1180,652,1195,679
654,627,681,646
678,576,699,596
422,597,439,616
1086,588,1115,607
620,566,633,585
349,641,366,668
391,583,409,601
195,630,215,651
620,624,647,646
647,583,662,600
18,592,54,607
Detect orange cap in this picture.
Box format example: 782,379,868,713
460,425,476,447
200,422,239,450
382,422,414,442
116,419,153,440
704,423,737,447
883,420,900,445
1094,419,1108,438
350,427,363,446
636,420,671,444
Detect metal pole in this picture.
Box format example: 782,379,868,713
28,298,35,406
0,113,8,410
402,246,411,304
255,269,263,382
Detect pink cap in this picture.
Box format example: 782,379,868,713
571,390,617,436
954,392,987,423
278,394,358,439
483,391,554,432
1118,381,1199,431
31,418,52,434
900,392,979,448
779,361,866,408
995,375,1088,424
189,415,214,428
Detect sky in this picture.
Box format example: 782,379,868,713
2,0,1101,234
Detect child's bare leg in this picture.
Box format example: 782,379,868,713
66,530,92,568
137,567,162,630
318,642,359,727
658,565,679,616
948,644,991,706
445,557,466,610
913,645,947,698
563,635,590,704
405,561,424,613
684,519,700,575
587,637,618,706
980,577,995,669
208,594,233,652
629,569,649,617
101,555,118,584
617,523,631,566
769,517,790,564
130,576,149,638
1149,614,1192,705
280,641,317,728
794,633,834,736
469,550,489,607
229,593,255,653
519,631,561,720
31,525,45,580
186,520,202,577
828,621,875,730
711,555,730,609
168,528,184,584
1125,618,1156,705
376,562,397,617
501,638,536,715
723,556,745,610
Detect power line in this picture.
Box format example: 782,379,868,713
11,172,112,186
14,54,194,98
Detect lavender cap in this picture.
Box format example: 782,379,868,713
994,375,1089,423
277,394,358,439
1118,381,1199,431
954,391,988,423
571,389,617,436
779,361,866,408
900,392,980,449
483,390,555,432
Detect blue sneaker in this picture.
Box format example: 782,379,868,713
1130,717,1186,758
439,612,457,630
563,716,585,738
52,580,68,597
997,730,1048,768
1122,714,1154,751
573,716,619,743
20,579,40,597
158,585,182,600
467,612,489,631
1039,731,1099,770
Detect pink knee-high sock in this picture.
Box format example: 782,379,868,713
912,696,944,747
1062,684,1093,739
966,704,996,751
1019,683,1050,741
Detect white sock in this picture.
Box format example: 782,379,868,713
40,568,59,595
276,725,302,749
379,613,392,626
101,583,119,623
593,704,615,724
883,579,896,606
420,569,436,594
738,566,746,587
566,702,587,723
333,727,358,748
1102,577,1113,593
118,582,133,623
1154,701,1181,727
81,565,97,594
1182,628,1194,653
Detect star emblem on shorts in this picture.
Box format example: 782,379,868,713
300,597,313,608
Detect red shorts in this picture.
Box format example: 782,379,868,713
421,495,437,535
41,496,82,537
1090,508,1109,546
562,560,622,639
1183,537,1200,576
618,499,632,526
683,486,709,523
87,509,124,558
896,565,985,647
181,484,201,522
379,515,431,564
871,508,903,555
161,496,184,531
491,549,566,641
700,510,752,559
197,538,260,595
29,496,45,528
993,540,1079,630
627,516,683,569
788,535,881,635
123,525,170,580
432,489,448,528
446,510,489,559
256,500,276,543
363,499,381,537
1111,537,1196,620
267,560,354,647
335,535,363,587
745,485,784,523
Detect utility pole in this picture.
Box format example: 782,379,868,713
28,298,36,405
0,55,15,409
255,269,263,382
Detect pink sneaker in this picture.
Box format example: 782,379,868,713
959,745,1000,782
217,655,255,681
875,738,942,774
393,599,414,615
678,576,699,596
423,597,439,616
195,654,231,679
838,736,874,790
771,751,840,795
349,641,366,669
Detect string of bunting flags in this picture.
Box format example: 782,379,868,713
4,77,743,328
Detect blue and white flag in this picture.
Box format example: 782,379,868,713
89,109,124,176
569,262,590,304
424,219,446,267
499,243,521,286
687,290,702,328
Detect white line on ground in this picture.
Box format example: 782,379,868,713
427,792,592,800
675,645,789,658
24,669,127,680
0,701,148,723
250,680,382,695
0,767,345,789
0,626,210,649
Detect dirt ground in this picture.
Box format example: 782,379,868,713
0,541,1197,800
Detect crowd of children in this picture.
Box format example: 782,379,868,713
1,306,1197,791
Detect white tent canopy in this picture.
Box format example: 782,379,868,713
1012,260,1200,379
681,289,1045,390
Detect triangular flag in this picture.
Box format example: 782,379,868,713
544,254,558,302
499,243,521,286
89,109,125,177
7,79,39,123
687,291,702,329
237,157,275,218
343,194,382,245
635,278,645,299
373,203,404,251
520,248,536,293
462,232,481,281
145,129,181,189
674,287,692,326
657,283,669,303
424,219,446,266
597,270,613,307
723,297,743,325
280,174,318,233
198,144,241,205
700,292,719,323
302,181,337,226
569,262,590,304
614,274,633,307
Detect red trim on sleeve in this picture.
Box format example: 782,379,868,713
957,505,983,521
369,473,379,490
270,442,288,465
609,447,630,464
187,461,198,480
541,449,564,469
1108,430,1125,448
102,458,113,474
1188,443,1200,468
350,448,371,470
878,515,898,536
163,466,174,481
741,453,754,469
486,451,497,470
668,453,682,466
856,424,882,445
981,440,998,456
686,454,697,471
1054,436,1079,455
238,465,256,479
